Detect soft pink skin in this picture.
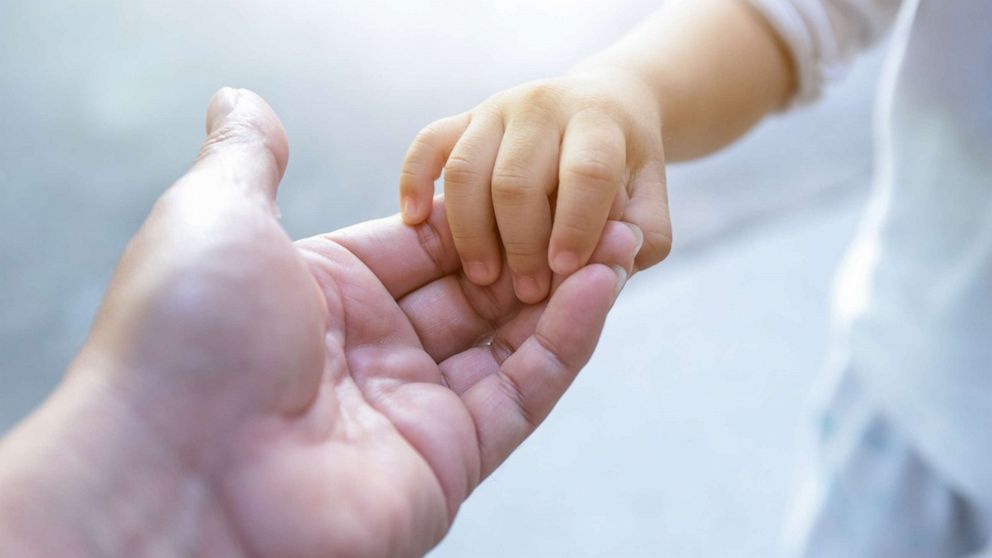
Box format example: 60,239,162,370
0,89,638,557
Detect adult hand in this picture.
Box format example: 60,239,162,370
0,89,639,557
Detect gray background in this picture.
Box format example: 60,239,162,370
0,1,886,555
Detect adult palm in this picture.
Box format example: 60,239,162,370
0,89,636,557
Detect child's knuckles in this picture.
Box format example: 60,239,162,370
443,154,486,189
492,172,536,205
513,80,566,105
562,156,621,192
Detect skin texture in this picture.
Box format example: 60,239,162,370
399,0,795,303
0,89,639,557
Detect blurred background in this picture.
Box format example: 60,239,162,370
0,0,888,556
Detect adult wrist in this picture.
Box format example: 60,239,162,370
0,367,220,556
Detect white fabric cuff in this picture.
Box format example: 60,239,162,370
745,0,900,109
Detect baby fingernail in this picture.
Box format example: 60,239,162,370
551,251,579,275
465,260,492,284
402,197,418,220
513,274,545,303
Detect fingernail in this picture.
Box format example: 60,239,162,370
207,87,240,133
465,261,492,284
551,251,580,275
611,265,629,298
625,223,644,256
513,274,545,303
402,196,418,221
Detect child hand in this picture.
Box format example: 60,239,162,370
400,73,672,303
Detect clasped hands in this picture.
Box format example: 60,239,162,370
0,89,640,557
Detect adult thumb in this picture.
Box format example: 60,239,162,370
180,87,290,207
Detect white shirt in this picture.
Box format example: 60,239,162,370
747,0,992,503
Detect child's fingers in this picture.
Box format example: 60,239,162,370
400,113,471,224
491,122,559,304
624,153,673,271
549,114,626,275
443,111,505,286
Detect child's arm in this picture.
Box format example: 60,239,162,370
400,0,794,303
583,0,794,161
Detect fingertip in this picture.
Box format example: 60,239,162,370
582,262,626,293
400,113,471,221
623,195,673,270
635,229,674,269
579,261,622,286
549,250,580,275
401,196,425,224
541,262,617,345
205,87,239,134
576,263,626,304
194,87,290,201
548,201,614,276
573,220,639,290
512,271,550,304
464,259,501,287
203,87,289,169
399,163,436,225
625,159,672,271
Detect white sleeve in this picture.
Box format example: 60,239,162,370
745,0,903,105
